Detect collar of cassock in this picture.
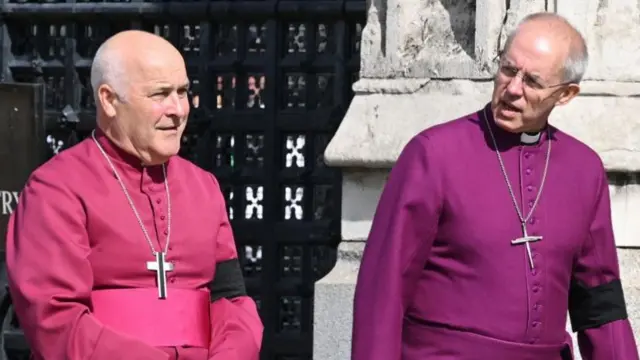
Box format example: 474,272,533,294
482,103,547,148
520,131,541,145
93,128,169,174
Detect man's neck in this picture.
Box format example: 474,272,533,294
96,127,167,167
519,116,549,145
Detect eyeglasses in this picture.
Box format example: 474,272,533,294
493,56,572,91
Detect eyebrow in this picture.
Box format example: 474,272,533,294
502,59,543,82
149,81,190,92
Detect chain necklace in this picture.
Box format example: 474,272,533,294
481,108,551,270
91,130,174,298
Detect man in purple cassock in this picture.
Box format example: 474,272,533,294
352,12,639,360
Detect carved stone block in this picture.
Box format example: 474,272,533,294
558,1,640,81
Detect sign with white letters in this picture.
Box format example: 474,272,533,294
0,191,19,216
0,83,46,252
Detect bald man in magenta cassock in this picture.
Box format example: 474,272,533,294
351,12,640,360
5,31,263,359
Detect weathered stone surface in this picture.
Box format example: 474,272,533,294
611,182,640,247
473,0,508,72
550,96,640,172
361,0,509,79
359,0,389,77
400,0,482,78
620,249,640,348
559,0,640,81
497,0,547,49
313,241,363,360
333,1,640,169
342,171,387,241
325,79,492,167
326,79,640,172
360,0,578,80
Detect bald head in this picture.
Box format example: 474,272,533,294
90,30,185,102
89,30,190,165
503,12,588,83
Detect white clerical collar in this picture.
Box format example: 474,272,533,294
520,131,541,145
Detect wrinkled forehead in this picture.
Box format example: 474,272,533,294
503,31,568,80
127,55,189,89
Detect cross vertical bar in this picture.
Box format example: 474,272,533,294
146,252,174,299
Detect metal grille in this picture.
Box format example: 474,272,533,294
0,1,365,359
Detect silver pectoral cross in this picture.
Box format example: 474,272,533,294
511,222,542,270
146,252,174,299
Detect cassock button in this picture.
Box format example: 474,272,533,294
170,278,176,283
160,215,166,220
528,200,534,208
164,229,168,235
531,268,538,276
525,168,532,175
532,285,541,293
524,152,531,159
156,198,162,204
527,185,534,192
529,218,536,225
532,321,540,327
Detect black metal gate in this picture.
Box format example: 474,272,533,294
0,1,365,359
0,82,47,360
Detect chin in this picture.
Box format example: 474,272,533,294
161,146,181,158
494,116,524,133
153,141,181,160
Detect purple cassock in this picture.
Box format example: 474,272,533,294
352,103,639,360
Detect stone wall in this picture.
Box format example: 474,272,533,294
314,1,640,359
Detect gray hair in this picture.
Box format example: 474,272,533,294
90,42,128,104
502,12,589,84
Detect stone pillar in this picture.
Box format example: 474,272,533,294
313,1,640,359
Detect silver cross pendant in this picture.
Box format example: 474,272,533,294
511,222,542,270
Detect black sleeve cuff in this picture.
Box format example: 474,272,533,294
568,278,628,332
209,258,247,302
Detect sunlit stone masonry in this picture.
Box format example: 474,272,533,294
314,1,640,359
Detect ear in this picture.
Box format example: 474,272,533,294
97,84,119,117
555,83,580,106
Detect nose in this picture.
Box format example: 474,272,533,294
164,92,188,118
506,72,524,97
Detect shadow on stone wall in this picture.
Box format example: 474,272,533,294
367,0,387,55
439,0,476,59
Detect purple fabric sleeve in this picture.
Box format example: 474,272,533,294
351,134,444,360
